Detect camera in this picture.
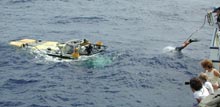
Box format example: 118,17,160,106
185,82,190,85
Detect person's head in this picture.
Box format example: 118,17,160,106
190,77,203,91
213,7,220,13
198,72,208,83
84,39,88,43
201,59,213,70
74,48,79,52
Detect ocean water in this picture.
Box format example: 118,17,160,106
0,0,219,107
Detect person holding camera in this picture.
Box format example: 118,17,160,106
189,77,210,103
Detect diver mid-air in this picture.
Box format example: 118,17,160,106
175,39,199,51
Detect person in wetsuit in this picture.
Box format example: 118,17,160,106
175,39,198,51
86,44,93,55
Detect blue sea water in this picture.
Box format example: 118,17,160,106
0,0,219,107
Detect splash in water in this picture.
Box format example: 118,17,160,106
163,46,176,53
163,46,184,58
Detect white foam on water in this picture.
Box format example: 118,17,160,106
163,46,176,53
30,48,99,63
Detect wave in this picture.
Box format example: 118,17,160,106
5,78,39,85
52,16,108,24
8,0,70,4
0,101,25,107
8,0,33,4
2,79,39,90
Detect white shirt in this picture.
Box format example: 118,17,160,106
204,81,214,94
193,86,209,100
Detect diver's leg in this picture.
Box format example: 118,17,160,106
175,46,184,51
189,39,199,43
175,39,198,51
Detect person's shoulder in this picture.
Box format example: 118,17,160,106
193,89,203,98
213,69,220,76
193,91,200,99
204,81,212,87
202,86,210,96
213,68,218,71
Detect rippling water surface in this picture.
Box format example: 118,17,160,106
0,0,218,107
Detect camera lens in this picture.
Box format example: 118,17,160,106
185,82,190,85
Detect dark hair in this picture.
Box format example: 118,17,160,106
190,77,202,91
213,7,220,13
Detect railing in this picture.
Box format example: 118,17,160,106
210,28,220,70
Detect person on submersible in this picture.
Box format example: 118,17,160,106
72,48,80,59
175,39,199,51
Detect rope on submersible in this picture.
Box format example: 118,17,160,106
184,14,208,42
